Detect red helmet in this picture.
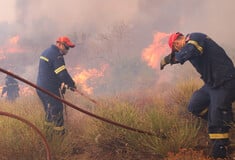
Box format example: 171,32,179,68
168,32,183,49
56,36,75,48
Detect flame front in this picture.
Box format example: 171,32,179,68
142,32,170,69
0,35,28,57
73,64,108,95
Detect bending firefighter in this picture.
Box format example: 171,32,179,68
36,36,77,138
160,32,235,158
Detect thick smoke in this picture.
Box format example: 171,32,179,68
0,0,235,95
9,0,235,46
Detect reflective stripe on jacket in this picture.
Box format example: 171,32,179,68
36,45,74,92
175,32,235,88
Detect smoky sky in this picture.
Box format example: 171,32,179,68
6,0,234,45
0,0,235,94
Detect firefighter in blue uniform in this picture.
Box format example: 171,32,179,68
160,32,235,158
36,36,76,138
1,75,19,101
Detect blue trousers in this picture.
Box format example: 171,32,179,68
36,89,64,128
188,79,235,140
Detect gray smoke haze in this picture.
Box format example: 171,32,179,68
0,0,235,95
11,0,235,45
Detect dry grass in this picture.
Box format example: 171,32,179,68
0,78,213,160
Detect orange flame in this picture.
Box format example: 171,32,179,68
142,32,170,69
0,35,28,56
9,35,20,45
73,64,108,94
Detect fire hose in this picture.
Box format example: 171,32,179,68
0,111,51,160
0,67,164,137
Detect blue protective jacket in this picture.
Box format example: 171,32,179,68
36,45,75,93
174,32,235,88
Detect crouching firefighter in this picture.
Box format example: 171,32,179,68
36,36,77,139
160,32,235,158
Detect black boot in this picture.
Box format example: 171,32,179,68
212,145,227,158
211,139,228,159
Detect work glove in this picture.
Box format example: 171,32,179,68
160,53,176,70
